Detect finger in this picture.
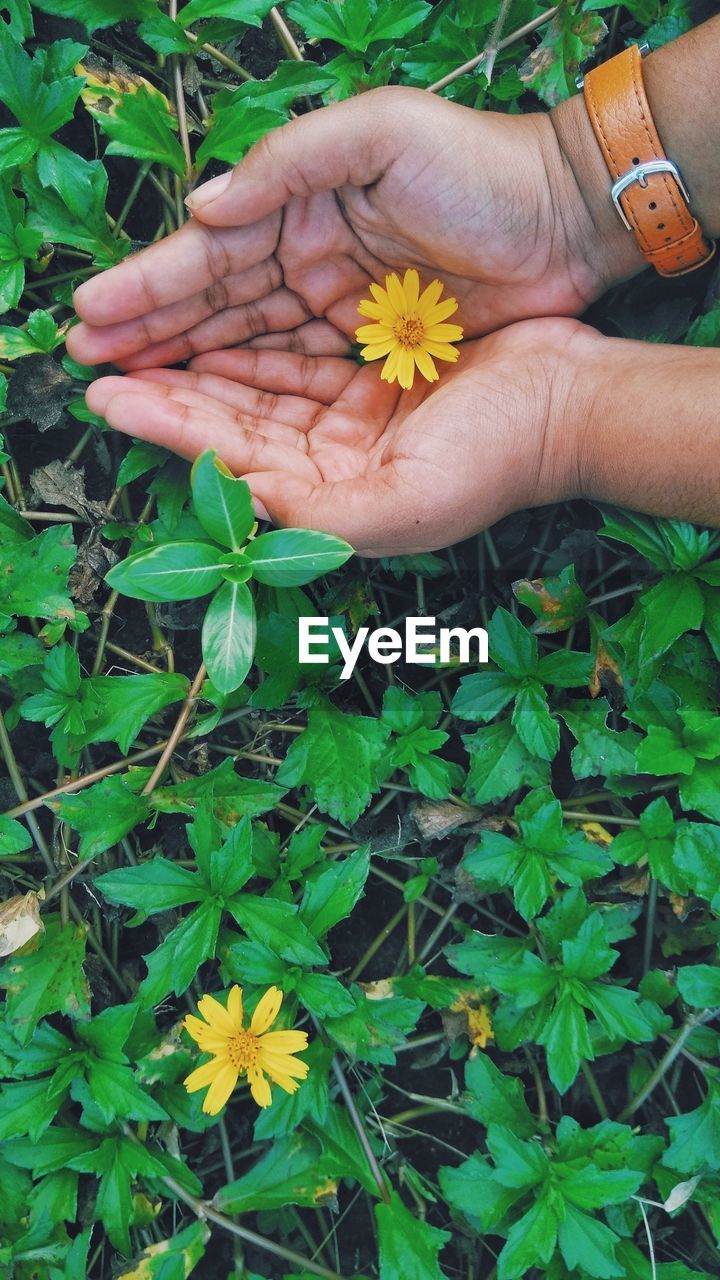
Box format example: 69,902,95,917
116,289,314,370
129,367,326,433
86,376,318,482
245,319,351,356
189,348,357,404
67,259,282,365
120,373,304,447
186,88,406,227
72,215,279,327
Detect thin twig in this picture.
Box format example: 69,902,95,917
269,6,304,60
618,1009,720,1122
142,663,207,794
330,1054,391,1204
425,5,560,94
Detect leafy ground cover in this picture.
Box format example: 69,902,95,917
2,1,720,1278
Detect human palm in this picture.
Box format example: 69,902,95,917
85,318,587,556
68,89,598,374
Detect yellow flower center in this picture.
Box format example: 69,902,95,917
393,314,425,349
227,1029,260,1070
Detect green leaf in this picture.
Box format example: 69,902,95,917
95,856,206,914
462,721,549,805
245,528,353,586
462,1054,535,1137
376,1191,450,1280
451,669,518,721
664,1079,720,1173
81,671,189,754
139,900,223,1006
557,1201,623,1278
215,1131,348,1213
202,579,256,694
512,681,558,760
23,162,126,265
561,700,641,780
277,702,390,825
299,845,370,938
0,1078,65,1142
106,541,231,602
638,574,705,666
0,523,78,623
228,895,328,967
151,757,284,823
190,451,255,550
325,988,423,1064
178,0,275,25
287,0,431,53
68,1136,167,1253
676,964,720,1008
538,991,592,1092
32,0,155,31
0,916,89,1045
54,774,150,859
0,814,32,858
488,607,537,677
497,1190,558,1278
196,99,286,168
92,85,186,175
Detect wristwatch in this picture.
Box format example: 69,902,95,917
581,43,715,277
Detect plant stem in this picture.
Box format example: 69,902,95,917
618,1010,720,1122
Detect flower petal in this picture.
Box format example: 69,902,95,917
184,1056,226,1093
381,347,400,383
267,1072,302,1095
412,346,439,383
423,340,460,362
248,1068,273,1108
201,1062,239,1115
259,1029,309,1054
183,1014,212,1044
259,1050,310,1081
424,322,464,342
250,986,283,1035
384,272,407,316
369,281,390,306
397,348,416,390
357,299,391,320
417,279,444,315
402,268,420,308
355,323,394,344
361,341,395,361
424,298,459,325
197,993,235,1036
226,985,244,1028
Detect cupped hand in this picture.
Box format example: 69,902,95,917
68,88,612,374
84,318,596,557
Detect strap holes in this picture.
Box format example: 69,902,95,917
665,236,672,243
632,156,640,164
657,222,665,229
649,201,657,209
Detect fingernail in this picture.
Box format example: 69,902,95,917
185,171,232,210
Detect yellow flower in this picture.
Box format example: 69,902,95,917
355,268,463,391
182,985,309,1114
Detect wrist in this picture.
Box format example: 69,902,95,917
546,91,646,298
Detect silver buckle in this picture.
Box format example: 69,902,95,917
611,159,690,231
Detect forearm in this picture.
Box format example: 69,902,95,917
549,15,720,293
572,337,720,527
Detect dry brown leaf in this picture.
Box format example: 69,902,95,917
0,891,44,958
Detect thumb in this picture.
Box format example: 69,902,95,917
186,88,405,227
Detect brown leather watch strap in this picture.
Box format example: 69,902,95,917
583,44,715,277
